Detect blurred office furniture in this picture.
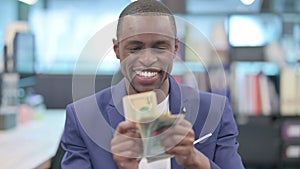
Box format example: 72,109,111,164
33,71,123,109
0,109,65,169
11,31,37,93
237,116,281,169
0,73,19,130
50,141,65,169
281,118,300,169
237,115,300,169
1,28,37,130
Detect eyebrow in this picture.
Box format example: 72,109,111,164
124,39,171,47
125,40,144,46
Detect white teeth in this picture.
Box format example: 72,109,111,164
136,71,158,78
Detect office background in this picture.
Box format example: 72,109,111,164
1,0,300,169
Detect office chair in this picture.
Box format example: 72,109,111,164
50,141,65,169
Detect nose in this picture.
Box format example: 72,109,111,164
138,48,158,67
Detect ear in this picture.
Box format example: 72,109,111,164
174,38,179,58
113,38,120,59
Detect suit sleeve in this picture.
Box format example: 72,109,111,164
61,104,93,169
210,98,245,169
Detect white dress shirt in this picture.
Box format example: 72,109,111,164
139,95,171,169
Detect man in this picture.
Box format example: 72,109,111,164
61,0,245,169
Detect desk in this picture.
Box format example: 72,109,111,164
0,109,66,169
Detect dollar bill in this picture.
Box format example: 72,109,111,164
123,91,159,122
122,91,185,163
140,114,184,162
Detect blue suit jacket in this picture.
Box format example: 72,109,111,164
61,77,244,169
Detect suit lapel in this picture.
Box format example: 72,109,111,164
169,77,181,115
169,77,200,169
107,79,127,129
169,77,200,122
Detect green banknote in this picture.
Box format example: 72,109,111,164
123,91,159,122
140,114,184,162
123,91,185,163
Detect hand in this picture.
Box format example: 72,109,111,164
161,120,210,169
111,121,142,169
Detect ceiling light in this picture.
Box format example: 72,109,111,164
240,0,255,5
18,0,38,5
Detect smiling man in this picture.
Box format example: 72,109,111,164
114,15,176,101
61,0,245,169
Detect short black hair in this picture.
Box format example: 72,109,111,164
117,0,177,39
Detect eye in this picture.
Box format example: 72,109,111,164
153,46,167,53
128,47,142,53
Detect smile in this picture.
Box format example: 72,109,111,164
136,70,158,78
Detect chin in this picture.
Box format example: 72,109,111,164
133,80,167,93
133,86,156,93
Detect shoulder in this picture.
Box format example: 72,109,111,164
66,87,113,113
178,83,228,106
78,87,112,104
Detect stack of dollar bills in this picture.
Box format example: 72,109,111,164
123,91,184,162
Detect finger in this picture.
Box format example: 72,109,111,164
160,125,194,144
111,138,142,154
113,156,139,169
162,121,193,136
115,121,138,134
162,134,194,150
174,120,193,134
165,145,193,156
166,146,196,166
178,119,193,127
112,131,141,145
113,149,142,158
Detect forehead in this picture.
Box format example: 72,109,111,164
118,15,175,41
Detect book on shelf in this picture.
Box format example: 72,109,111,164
282,120,300,141
231,63,279,116
282,142,300,160
280,66,299,116
234,68,248,115
252,73,262,116
259,74,272,116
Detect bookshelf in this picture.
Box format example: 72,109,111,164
226,12,300,169
173,10,300,168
